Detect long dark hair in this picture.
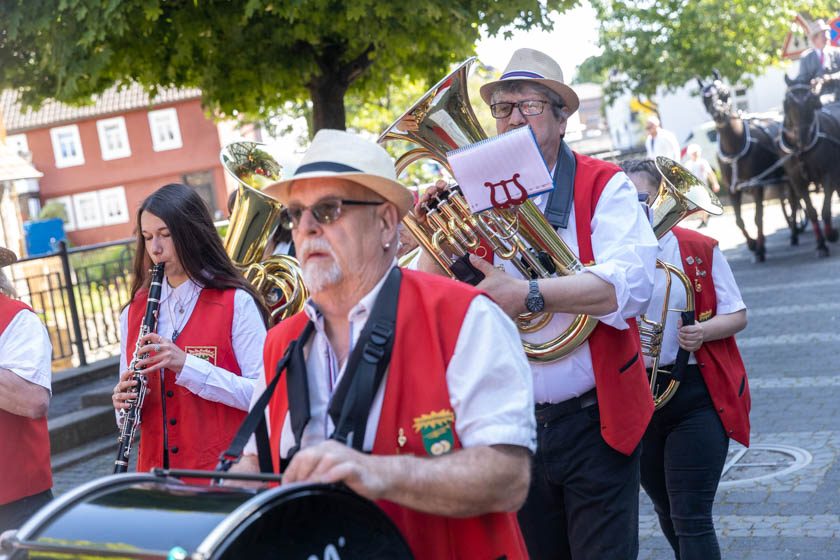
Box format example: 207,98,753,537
127,183,269,325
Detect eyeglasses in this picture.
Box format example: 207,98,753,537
279,197,385,230
490,99,558,119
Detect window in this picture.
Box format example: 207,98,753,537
72,192,103,229
734,87,749,112
5,134,29,157
98,186,130,225
96,117,131,160
49,125,85,167
183,170,217,215
45,196,76,231
148,108,183,151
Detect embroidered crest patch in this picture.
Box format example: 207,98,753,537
185,346,217,365
412,409,455,456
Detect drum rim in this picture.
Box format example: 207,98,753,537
195,482,409,558
11,473,163,542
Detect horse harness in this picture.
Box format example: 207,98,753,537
718,118,784,193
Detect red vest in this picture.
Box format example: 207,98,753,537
0,295,52,505
127,288,246,478
264,270,528,560
572,153,655,456
672,227,751,446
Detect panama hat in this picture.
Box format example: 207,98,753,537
479,48,580,115
263,129,414,217
0,246,18,268
809,19,831,39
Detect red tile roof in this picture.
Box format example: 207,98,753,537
1,84,202,133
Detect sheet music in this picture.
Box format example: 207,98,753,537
446,126,553,213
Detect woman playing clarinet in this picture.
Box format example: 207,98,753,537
112,183,268,478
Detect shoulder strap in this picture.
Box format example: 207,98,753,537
215,321,315,473
544,141,576,229
328,267,402,451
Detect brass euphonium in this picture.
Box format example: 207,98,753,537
221,141,308,324
378,57,596,363
639,156,723,409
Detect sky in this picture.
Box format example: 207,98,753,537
475,3,601,82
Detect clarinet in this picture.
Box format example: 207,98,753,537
114,263,165,474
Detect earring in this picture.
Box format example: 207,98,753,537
384,242,392,250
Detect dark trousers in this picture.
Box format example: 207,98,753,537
641,365,729,560
518,402,641,560
0,489,53,533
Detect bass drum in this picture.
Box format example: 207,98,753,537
5,473,413,559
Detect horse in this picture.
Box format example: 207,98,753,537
782,75,840,257
698,73,807,261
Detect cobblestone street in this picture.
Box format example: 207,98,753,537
52,198,840,558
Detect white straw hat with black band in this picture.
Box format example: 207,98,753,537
263,129,414,218
479,48,580,115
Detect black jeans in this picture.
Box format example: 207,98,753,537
518,402,641,560
641,365,729,560
0,489,53,533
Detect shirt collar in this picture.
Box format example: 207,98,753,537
304,260,399,330
160,276,203,303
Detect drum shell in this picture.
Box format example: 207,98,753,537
7,473,413,559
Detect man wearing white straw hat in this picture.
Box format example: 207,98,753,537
419,48,658,559
797,19,840,98
232,129,536,559
0,247,54,533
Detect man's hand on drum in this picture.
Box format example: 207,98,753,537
283,440,387,501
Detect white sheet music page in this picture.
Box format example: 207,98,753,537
446,126,553,213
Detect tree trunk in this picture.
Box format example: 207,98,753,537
306,42,374,135
309,77,349,133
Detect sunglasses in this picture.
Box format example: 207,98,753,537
279,197,385,230
490,99,559,119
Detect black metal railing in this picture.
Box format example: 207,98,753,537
6,239,135,367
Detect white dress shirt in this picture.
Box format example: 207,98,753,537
246,264,536,458
646,129,682,162
500,171,658,403
0,309,53,392
119,277,267,412
643,231,745,368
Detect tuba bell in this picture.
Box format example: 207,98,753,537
639,156,723,409
221,141,308,324
378,57,596,363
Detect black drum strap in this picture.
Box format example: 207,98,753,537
215,321,315,473
328,267,401,451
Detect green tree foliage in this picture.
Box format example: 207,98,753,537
588,1,837,100
1,0,577,132
38,201,68,222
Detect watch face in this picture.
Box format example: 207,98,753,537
526,293,545,313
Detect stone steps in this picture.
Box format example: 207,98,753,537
47,356,120,460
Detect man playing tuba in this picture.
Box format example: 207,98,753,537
416,48,658,559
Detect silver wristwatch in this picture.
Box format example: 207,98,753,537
525,279,545,313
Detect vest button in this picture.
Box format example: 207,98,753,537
719,407,724,413
171,447,179,454
166,390,174,398
728,429,734,434
170,418,177,426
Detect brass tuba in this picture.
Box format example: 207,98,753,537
221,141,308,324
378,57,596,363
639,156,723,409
